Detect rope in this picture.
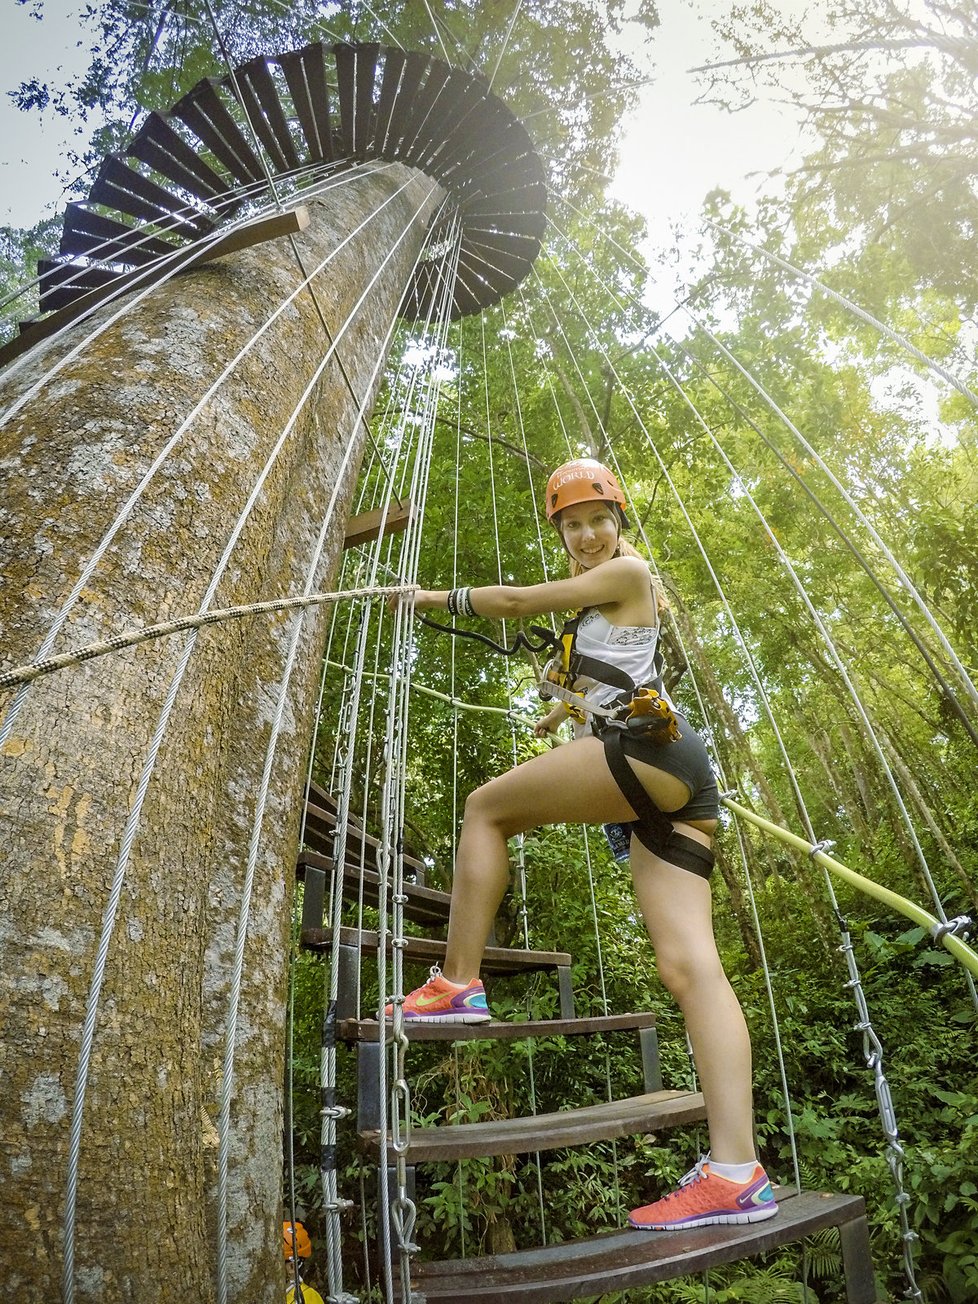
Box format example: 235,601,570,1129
0,586,416,691
723,798,978,979
0,162,409,749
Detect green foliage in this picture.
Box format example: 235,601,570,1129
0,216,60,343
8,3,977,1300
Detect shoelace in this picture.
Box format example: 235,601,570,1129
666,1156,711,1199
416,964,444,992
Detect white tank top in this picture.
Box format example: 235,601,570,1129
570,607,671,736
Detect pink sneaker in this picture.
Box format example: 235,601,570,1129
629,1158,778,1230
385,965,490,1023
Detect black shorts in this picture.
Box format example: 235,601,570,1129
620,714,720,823
600,715,718,879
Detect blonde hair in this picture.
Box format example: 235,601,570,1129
567,534,669,613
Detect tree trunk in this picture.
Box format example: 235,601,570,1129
0,165,442,1300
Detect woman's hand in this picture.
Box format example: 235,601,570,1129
387,584,421,613
534,706,567,739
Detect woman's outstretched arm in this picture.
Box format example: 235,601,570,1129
411,555,651,619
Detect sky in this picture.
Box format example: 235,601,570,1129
0,0,814,293
1,0,94,227
609,6,808,238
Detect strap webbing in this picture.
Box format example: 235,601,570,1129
601,728,715,879
602,728,674,843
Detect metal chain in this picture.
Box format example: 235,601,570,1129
834,905,924,1301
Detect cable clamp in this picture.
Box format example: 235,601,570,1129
809,838,835,859
931,914,972,942
391,936,408,949
718,788,738,801
320,1104,351,1121
326,1292,361,1304
323,1197,355,1213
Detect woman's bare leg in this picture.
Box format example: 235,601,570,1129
630,845,756,1164
441,736,689,983
435,734,756,1164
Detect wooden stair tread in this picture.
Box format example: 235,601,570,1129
302,799,427,877
340,1011,656,1042
411,1190,870,1302
300,927,571,974
364,1089,706,1161
297,852,451,925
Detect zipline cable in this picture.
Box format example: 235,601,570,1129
723,799,977,978
683,304,978,719
701,216,978,411
530,254,928,1302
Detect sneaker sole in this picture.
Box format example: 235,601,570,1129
629,1204,778,1231
403,1011,491,1023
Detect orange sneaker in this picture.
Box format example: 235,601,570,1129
385,965,490,1023
629,1158,778,1230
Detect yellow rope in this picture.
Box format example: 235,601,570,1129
723,795,978,979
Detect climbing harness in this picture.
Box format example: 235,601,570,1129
601,728,715,878
538,609,682,742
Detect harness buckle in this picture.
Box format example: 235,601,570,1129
623,687,682,743
539,659,588,722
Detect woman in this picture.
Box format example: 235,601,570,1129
392,458,777,1231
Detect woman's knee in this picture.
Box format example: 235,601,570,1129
655,945,726,1004
462,780,509,831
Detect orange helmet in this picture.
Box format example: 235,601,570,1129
283,1220,312,1259
545,459,627,522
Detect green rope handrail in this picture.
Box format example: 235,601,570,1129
723,795,978,979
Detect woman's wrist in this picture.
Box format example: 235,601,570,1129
447,586,477,617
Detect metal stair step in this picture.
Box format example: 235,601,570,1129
364,1089,706,1162
296,852,451,926
410,1189,876,1303
301,798,428,879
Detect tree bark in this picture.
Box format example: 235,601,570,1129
0,164,442,1300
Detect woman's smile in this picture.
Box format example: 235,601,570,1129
559,501,620,568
